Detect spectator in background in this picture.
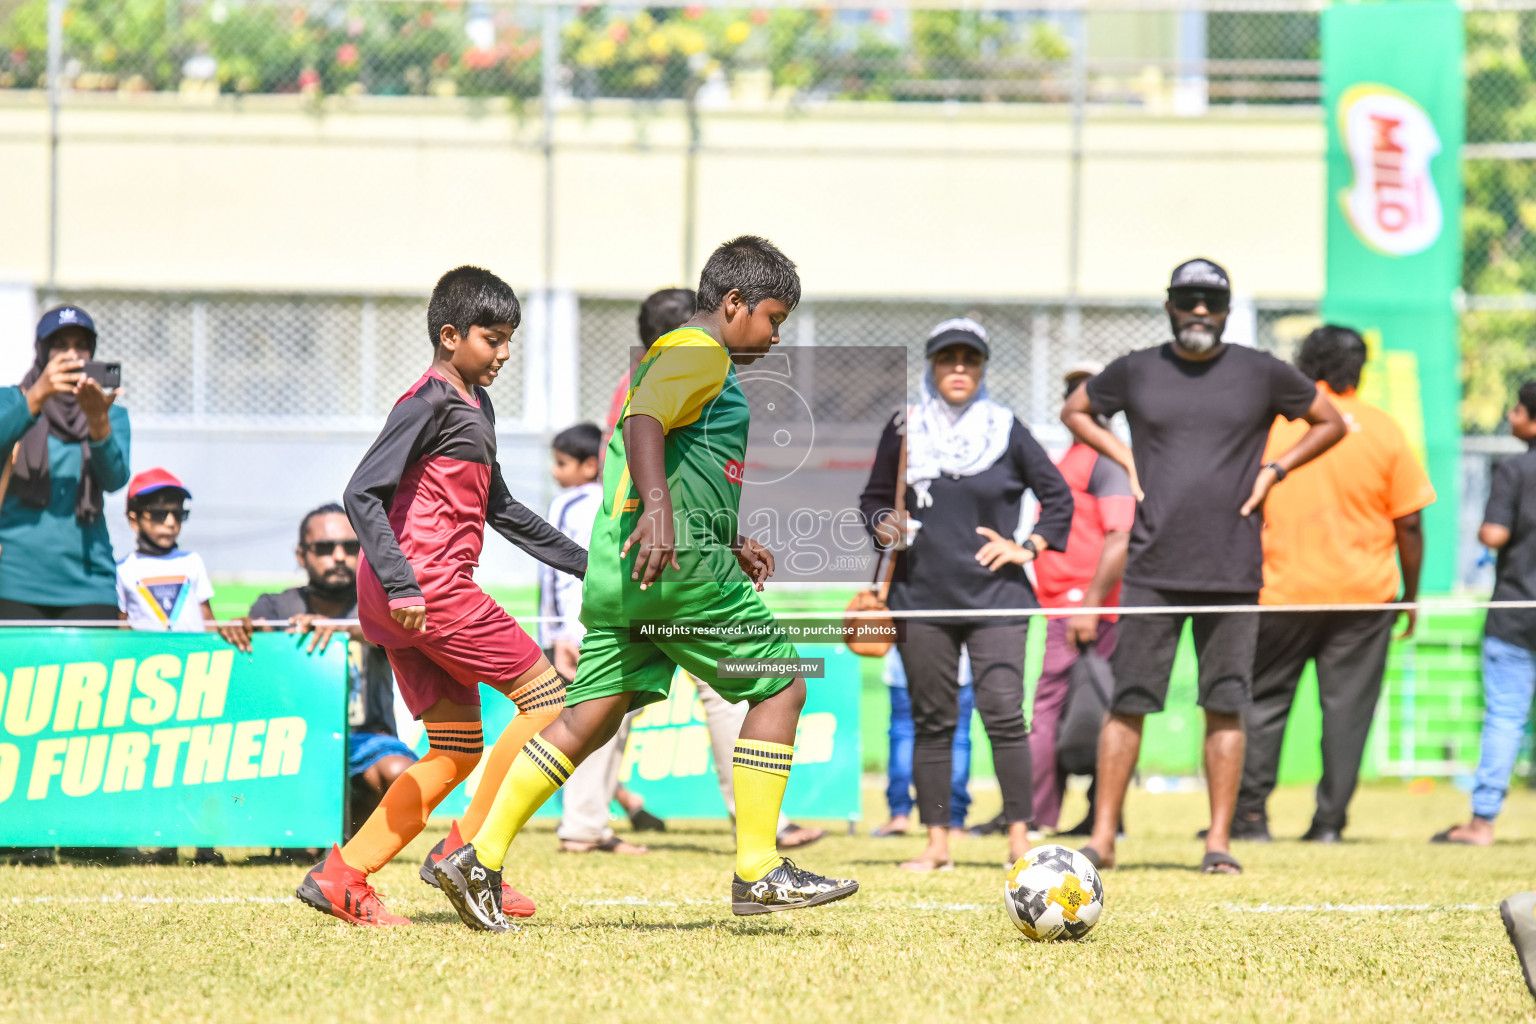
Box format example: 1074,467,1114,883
116,467,243,865
117,470,222,633
232,503,417,839
862,317,1074,871
1235,326,1434,844
0,306,129,867
0,306,128,620
1029,360,1135,836
546,423,651,854
1061,258,1345,874
1433,382,1536,847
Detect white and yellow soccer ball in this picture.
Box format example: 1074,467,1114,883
1003,844,1104,941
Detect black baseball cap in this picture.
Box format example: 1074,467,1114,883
925,317,990,360
35,305,97,344
1167,258,1231,294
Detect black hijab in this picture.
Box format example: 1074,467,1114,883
15,334,103,524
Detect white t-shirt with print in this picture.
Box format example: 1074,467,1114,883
116,549,215,632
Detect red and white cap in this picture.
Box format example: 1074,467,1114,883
127,467,191,501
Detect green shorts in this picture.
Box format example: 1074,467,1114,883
569,610,800,710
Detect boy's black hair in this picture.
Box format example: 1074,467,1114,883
639,288,696,348
299,502,347,548
1519,382,1536,417
695,236,801,315
552,422,603,463
1295,324,1368,393
427,266,521,349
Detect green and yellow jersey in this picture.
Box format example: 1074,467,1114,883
573,326,798,710
582,326,752,626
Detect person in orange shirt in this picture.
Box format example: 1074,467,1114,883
1232,325,1435,843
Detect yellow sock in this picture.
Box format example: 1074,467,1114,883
460,668,565,839
470,735,573,871
732,739,793,882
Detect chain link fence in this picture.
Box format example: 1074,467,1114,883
54,290,510,429
49,288,1312,432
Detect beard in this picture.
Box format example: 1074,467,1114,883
308,570,356,602
1175,323,1219,353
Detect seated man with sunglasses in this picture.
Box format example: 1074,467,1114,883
1061,258,1345,876
242,502,418,839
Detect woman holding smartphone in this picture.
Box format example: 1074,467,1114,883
0,305,129,620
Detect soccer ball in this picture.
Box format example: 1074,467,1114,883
1003,844,1104,941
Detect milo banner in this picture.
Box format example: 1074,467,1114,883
414,643,862,822
1322,1,1465,591
0,630,346,847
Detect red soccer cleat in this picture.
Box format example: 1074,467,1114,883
296,845,411,927
420,820,536,918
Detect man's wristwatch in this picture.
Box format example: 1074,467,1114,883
1263,461,1287,481
1020,538,1039,560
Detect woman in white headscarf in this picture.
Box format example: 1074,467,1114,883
860,318,1073,871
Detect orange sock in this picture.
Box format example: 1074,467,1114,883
339,721,483,875
460,668,565,839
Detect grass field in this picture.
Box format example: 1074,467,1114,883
5,781,1536,1023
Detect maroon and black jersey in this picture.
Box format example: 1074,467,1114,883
346,369,587,645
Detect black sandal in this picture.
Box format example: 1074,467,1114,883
1429,826,1479,845
1201,850,1242,875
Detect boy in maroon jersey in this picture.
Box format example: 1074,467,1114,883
295,266,587,927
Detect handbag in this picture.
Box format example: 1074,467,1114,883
1056,646,1115,776
843,434,905,657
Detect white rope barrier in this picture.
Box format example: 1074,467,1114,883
0,598,1532,629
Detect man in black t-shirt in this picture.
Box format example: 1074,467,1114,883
243,503,417,836
1061,258,1345,875
1434,383,1536,848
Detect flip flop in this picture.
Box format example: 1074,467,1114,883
1201,850,1242,875
870,823,908,838
1430,827,1479,845
897,858,954,872
778,824,826,850
1078,845,1105,870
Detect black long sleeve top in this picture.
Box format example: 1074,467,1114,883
345,369,587,640
859,412,1073,621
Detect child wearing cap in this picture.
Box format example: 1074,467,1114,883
116,467,233,866
116,468,222,634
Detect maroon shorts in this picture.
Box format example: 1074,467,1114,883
384,600,546,718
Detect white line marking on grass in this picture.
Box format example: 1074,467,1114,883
1228,903,1493,913
576,897,989,911
11,895,295,905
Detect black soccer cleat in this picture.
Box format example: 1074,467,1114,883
432,843,513,933
731,858,859,916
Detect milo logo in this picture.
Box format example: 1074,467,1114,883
1337,83,1443,256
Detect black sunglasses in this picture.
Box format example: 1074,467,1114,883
1169,289,1230,314
304,540,361,557
137,507,188,523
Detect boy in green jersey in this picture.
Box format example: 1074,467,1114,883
432,237,858,931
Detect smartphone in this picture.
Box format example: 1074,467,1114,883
83,361,121,390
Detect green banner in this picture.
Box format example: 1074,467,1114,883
419,643,863,822
0,630,346,847
1322,0,1465,592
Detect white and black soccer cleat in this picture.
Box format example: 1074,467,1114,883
731,858,859,916
432,843,513,933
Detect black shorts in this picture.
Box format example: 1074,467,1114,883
1109,584,1259,715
